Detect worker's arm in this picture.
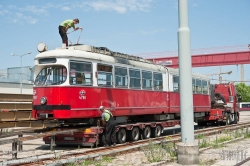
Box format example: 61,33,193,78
102,119,106,126
101,113,106,126
73,27,82,31
65,25,70,32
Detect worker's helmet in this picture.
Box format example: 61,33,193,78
99,106,104,110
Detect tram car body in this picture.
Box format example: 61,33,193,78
32,44,211,124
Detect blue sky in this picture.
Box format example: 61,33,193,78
0,0,249,84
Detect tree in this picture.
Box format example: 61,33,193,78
235,83,250,102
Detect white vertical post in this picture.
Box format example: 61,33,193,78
177,0,199,164
178,0,194,143
20,56,22,94
11,52,31,94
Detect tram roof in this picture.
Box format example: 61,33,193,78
35,44,209,80
35,44,167,72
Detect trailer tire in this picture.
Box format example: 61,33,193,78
226,114,232,125
116,128,127,144
234,113,238,124
151,125,162,138
128,127,140,141
142,126,151,139
198,121,207,126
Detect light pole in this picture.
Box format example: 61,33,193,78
11,52,32,94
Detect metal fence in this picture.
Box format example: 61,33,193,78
0,67,33,84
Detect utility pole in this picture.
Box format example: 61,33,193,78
241,64,244,82
205,67,232,83
177,0,199,165
11,52,32,94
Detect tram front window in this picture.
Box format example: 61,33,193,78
34,66,67,86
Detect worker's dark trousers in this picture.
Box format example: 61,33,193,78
58,26,68,46
105,116,116,145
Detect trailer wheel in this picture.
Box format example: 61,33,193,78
151,125,162,138
234,113,239,124
128,127,140,141
226,114,232,125
142,126,151,139
116,128,127,144
198,121,207,126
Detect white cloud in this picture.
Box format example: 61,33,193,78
19,5,48,15
139,28,165,35
85,0,153,14
0,9,11,16
61,6,71,11
2,4,49,24
1,0,154,25
88,1,126,13
192,3,198,7
8,5,18,10
14,13,38,24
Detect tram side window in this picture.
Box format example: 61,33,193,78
142,71,152,89
173,75,179,92
129,69,141,89
202,80,208,94
196,79,202,94
115,67,128,87
97,64,113,86
154,73,163,90
192,78,196,93
242,104,250,108
70,62,92,85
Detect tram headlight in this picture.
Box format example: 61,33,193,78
40,97,47,105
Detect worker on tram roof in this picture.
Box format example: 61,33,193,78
58,18,82,47
99,106,116,147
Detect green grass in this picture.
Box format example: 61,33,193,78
199,159,216,166
199,137,211,149
215,135,231,144
142,140,167,163
197,134,205,139
82,160,95,166
102,156,115,163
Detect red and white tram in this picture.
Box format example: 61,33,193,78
32,44,239,146
32,44,210,123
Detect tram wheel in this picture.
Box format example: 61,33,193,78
128,127,140,141
117,128,127,144
151,125,162,138
142,126,151,139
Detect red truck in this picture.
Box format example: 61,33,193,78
198,83,241,126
